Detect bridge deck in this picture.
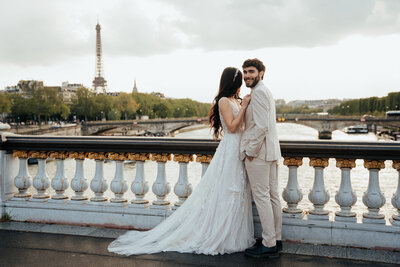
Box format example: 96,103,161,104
1,222,399,266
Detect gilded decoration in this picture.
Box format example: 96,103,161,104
151,153,171,162
28,151,49,159
336,158,356,169
69,152,87,160
107,152,127,161
173,154,194,163
87,152,108,161
393,160,400,170
283,157,303,167
364,160,385,170
196,154,213,163
127,153,150,162
309,158,329,168
12,150,28,158
48,151,70,159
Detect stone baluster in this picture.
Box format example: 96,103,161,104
49,151,69,200
196,154,213,177
30,151,50,201
390,161,400,226
151,153,171,208
362,160,386,224
334,159,357,222
109,152,129,203
88,152,109,202
12,151,32,199
129,153,150,207
308,158,330,220
69,152,88,201
173,154,193,209
282,157,303,218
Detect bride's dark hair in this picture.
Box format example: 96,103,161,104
208,67,243,139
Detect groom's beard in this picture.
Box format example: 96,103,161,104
245,75,260,88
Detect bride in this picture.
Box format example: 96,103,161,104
108,67,254,255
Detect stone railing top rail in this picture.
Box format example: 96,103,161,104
1,135,400,160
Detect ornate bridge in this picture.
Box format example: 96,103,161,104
0,135,399,252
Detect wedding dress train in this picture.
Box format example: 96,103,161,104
108,100,254,255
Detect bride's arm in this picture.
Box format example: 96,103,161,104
219,95,250,133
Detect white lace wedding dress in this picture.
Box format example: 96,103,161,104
108,100,254,255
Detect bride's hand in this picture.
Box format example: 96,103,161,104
242,94,251,108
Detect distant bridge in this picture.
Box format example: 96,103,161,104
278,115,400,139
10,116,399,139
82,118,207,136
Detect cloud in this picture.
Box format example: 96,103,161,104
169,0,400,50
0,0,399,66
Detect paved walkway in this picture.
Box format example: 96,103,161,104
1,222,400,266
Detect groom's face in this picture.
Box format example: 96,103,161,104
243,66,264,88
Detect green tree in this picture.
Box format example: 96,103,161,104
0,94,12,114
107,109,121,120
31,86,69,123
71,87,96,121
114,93,139,119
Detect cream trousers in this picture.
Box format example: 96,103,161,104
245,158,282,247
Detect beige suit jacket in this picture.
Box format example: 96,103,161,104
240,81,281,161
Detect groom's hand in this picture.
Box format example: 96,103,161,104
246,155,254,161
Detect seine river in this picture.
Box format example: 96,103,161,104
28,123,397,223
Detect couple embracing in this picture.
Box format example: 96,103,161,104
108,58,282,259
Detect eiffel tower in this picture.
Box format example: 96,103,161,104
92,22,107,94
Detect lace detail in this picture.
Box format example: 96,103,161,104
108,99,254,256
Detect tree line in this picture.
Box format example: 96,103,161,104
0,86,212,123
329,92,400,116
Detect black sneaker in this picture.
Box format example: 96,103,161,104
245,244,279,259
277,240,282,253
245,238,262,253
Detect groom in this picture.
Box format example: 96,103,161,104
240,58,282,258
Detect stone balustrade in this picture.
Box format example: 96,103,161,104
0,135,400,250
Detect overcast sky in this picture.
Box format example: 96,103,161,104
0,0,399,103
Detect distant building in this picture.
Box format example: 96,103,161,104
2,86,23,95
105,91,122,96
132,78,138,93
61,81,83,103
275,99,286,106
151,92,165,98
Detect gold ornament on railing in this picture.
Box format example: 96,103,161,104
48,151,70,159
69,152,87,160
28,151,49,159
196,154,213,164
12,150,28,158
309,158,329,168
151,153,171,162
283,157,303,167
173,154,194,163
336,158,356,169
127,153,150,162
87,152,108,161
364,160,385,170
107,152,127,161
393,160,400,170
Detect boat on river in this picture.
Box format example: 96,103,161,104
345,125,368,134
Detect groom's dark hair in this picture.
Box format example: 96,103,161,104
242,58,265,79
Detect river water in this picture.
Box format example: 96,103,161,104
27,123,398,223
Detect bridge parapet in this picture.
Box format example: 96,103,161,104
0,135,399,250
